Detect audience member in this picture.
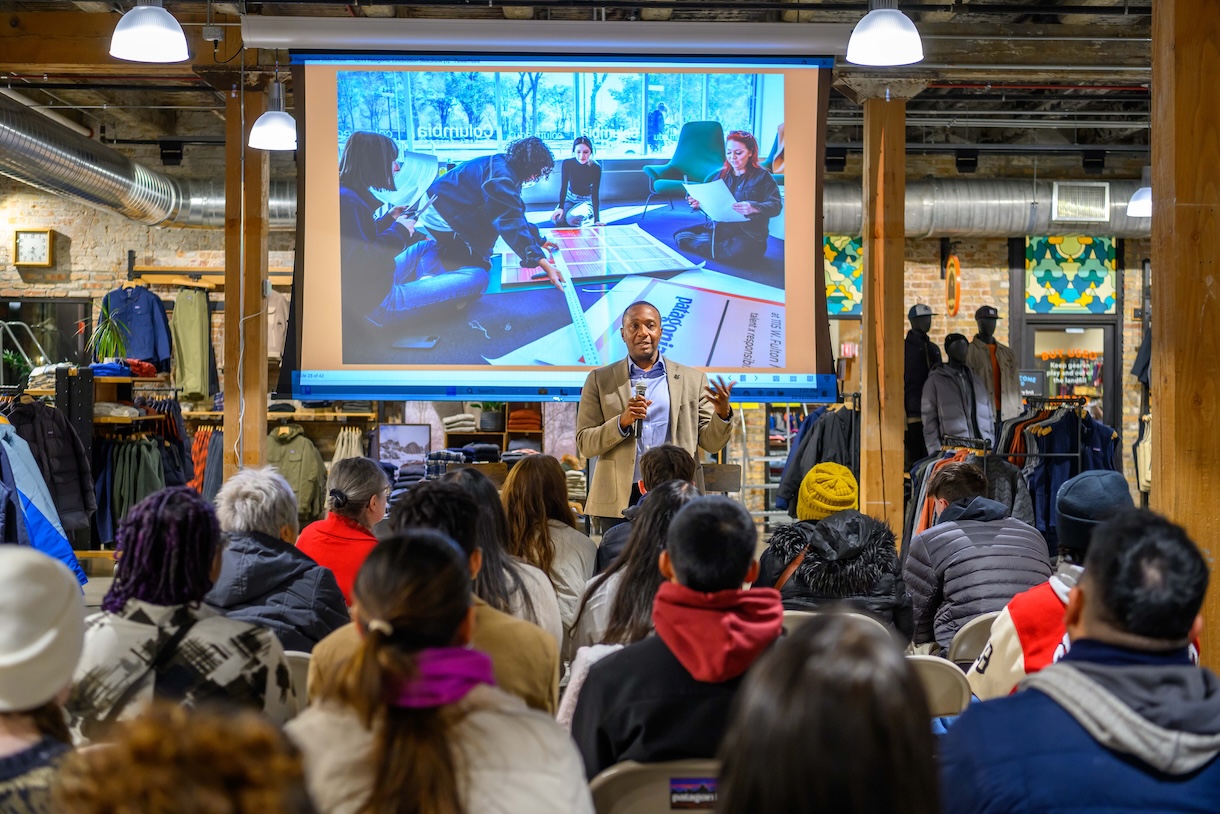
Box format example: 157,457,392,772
501,455,597,639
0,548,84,813
65,487,295,744
441,467,562,644
716,614,939,814
571,497,783,779
309,481,559,714
754,463,911,638
903,462,1051,649
207,466,349,652
55,703,315,814
287,530,593,814
571,480,702,652
296,457,391,604
595,444,697,574
942,509,1220,813
968,470,1135,698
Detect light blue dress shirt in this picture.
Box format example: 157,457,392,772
623,357,671,482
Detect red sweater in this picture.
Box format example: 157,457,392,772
296,513,378,605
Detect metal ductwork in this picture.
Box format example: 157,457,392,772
823,179,1150,238
0,91,296,230
0,91,1152,237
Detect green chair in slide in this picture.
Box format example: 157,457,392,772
641,120,726,219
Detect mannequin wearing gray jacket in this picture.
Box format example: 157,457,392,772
922,334,996,454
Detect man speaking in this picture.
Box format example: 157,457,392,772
576,301,735,533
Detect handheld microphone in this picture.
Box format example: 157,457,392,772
632,380,647,439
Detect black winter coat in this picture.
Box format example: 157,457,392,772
775,408,860,515
205,531,349,653
905,330,942,418
903,497,1051,648
7,400,96,531
755,511,912,641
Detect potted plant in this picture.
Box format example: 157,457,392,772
474,401,506,432
85,299,128,362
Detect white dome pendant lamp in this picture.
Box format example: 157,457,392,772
846,0,924,68
249,80,298,151
110,0,189,64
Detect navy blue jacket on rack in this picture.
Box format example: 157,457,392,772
102,286,172,372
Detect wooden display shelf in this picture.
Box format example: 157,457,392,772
24,388,55,397
183,411,377,423
94,414,165,425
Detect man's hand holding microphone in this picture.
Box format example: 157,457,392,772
619,381,650,438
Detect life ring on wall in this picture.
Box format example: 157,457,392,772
945,255,962,316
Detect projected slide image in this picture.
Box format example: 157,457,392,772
333,66,787,367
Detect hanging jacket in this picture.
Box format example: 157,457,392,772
754,510,912,640
964,452,1036,526
102,286,172,371
966,336,1022,422
7,400,96,532
0,446,24,545
206,531,350,653
903,496,1051,648
570,582,782,779
266,424,326,525
776,407,859,514
922,364,996,454
0,424,85,585
905,330,943,418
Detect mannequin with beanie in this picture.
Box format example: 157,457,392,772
287,530,592,814
66,488,295,745
0,547,84,814
571,497,783,779
754,464,912,639
967,470,1136,699
296,457,391,605
903,462,1051,649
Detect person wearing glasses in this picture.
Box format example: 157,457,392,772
297,457,392,605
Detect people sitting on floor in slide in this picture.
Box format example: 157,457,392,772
366,137,565,328
675,130,782,265
338,131,425,330
550,136,603,228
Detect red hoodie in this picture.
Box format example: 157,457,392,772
651,581,784,683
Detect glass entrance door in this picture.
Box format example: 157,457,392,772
1022,323,1118,429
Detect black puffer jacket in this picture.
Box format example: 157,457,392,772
903,496,1051,649
7,400,96,531
755,510,912,641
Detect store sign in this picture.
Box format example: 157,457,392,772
1039,349,1098,361
1046,357,1097,387
1019,369,1046,398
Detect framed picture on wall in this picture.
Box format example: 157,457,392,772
377,424,431,468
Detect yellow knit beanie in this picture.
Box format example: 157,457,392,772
796,463,859,522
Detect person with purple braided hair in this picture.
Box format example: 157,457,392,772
64,487,296,745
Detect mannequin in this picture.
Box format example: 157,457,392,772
965,305,1022,426
922,333,995,455
904,303,942,465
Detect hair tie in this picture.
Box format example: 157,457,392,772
329,488,349,508
367,619,393,636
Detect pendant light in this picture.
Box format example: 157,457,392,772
249,79,297,151
846,0,924,67
1126,166,1152,218
110,0,189,64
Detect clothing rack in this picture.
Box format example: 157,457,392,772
941,435,991,454
988,395,1086,464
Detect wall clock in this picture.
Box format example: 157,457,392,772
14,229,54,268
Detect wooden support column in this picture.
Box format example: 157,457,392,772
1151,0,1220,669
858,94,907,534
223,81,270,479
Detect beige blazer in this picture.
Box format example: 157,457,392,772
575,356,733,519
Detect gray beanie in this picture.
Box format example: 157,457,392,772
1055,471,1135,556
0,547,85,712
